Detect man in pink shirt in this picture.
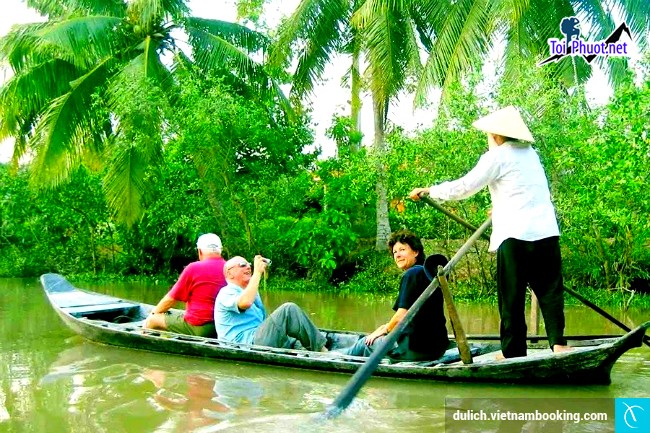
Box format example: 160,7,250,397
144,233,226,337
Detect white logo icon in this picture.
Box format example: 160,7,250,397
623,402,645,429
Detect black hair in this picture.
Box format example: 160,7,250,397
388,229,425,265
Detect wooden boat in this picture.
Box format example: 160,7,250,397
41,273,650,385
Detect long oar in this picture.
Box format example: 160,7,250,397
322,217,492,420
564,286,650,348
419,197,650,349
420,195,490,242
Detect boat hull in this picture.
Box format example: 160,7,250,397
42,273,650,385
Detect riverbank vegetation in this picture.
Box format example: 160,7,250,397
0,1,648,308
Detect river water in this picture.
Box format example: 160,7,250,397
1,277,649,432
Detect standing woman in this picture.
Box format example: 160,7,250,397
341,229,450,361
409,106,571,359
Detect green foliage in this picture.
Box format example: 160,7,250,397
326,114,363,156
336,249,400,295
379,57,650,295
0,164,112,277
0,73,317,279
0,0,289,226
382,77,491,239
1,44,649,305
250,150,376,281
552,80,650,291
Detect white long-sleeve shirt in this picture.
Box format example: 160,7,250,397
429,142,560,251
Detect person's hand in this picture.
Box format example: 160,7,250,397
253,255,269,275
408,188,429,201
365,324,388,345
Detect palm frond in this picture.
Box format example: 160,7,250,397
501,0,573,80
107,56,169,158
416,0,493,104
291,5,352,97
408,1,440,51
162,0,190,22
270,0,351,98
362,7,416,114
139,35,173,85
103,60,169,225
33,16,124,68
26,0,126,18
354,0,411,27
185,17,270,53
615,0,650,44
573,0,614,40
29,57,114,188
102,142,152,227
0,22,52,72
0,59,79,145
184,23,270,90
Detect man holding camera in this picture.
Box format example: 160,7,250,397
214,255,328,352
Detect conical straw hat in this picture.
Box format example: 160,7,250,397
471,106,534,142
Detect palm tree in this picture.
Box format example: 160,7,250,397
0,0,287,225
352,1,427,249
401,0,650,103
271,0,364,155
274,0,428,249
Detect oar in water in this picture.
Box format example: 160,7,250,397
564,285,650,348
418,196,650,349
322,217,492,420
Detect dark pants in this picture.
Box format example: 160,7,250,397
253,303,326,351
497,237,567,358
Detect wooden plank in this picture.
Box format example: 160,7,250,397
438,273,473,364
64,302,139,315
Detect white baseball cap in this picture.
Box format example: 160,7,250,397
196,233,222,253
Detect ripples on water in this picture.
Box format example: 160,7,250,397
38,342,450,432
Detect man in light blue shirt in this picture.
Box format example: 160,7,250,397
214,255,327,351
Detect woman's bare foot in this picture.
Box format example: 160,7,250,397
495,352,506,360
553,344,572,353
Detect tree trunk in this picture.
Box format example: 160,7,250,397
350,34,362,153
373,94,391,251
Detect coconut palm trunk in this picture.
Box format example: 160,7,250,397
349,32,363,153
372,93,391,250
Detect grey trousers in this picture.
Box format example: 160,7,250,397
253,302,327,351
340,334,446,361
340,335,394,357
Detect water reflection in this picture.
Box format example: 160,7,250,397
41,342,459,432
35,340,650,433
